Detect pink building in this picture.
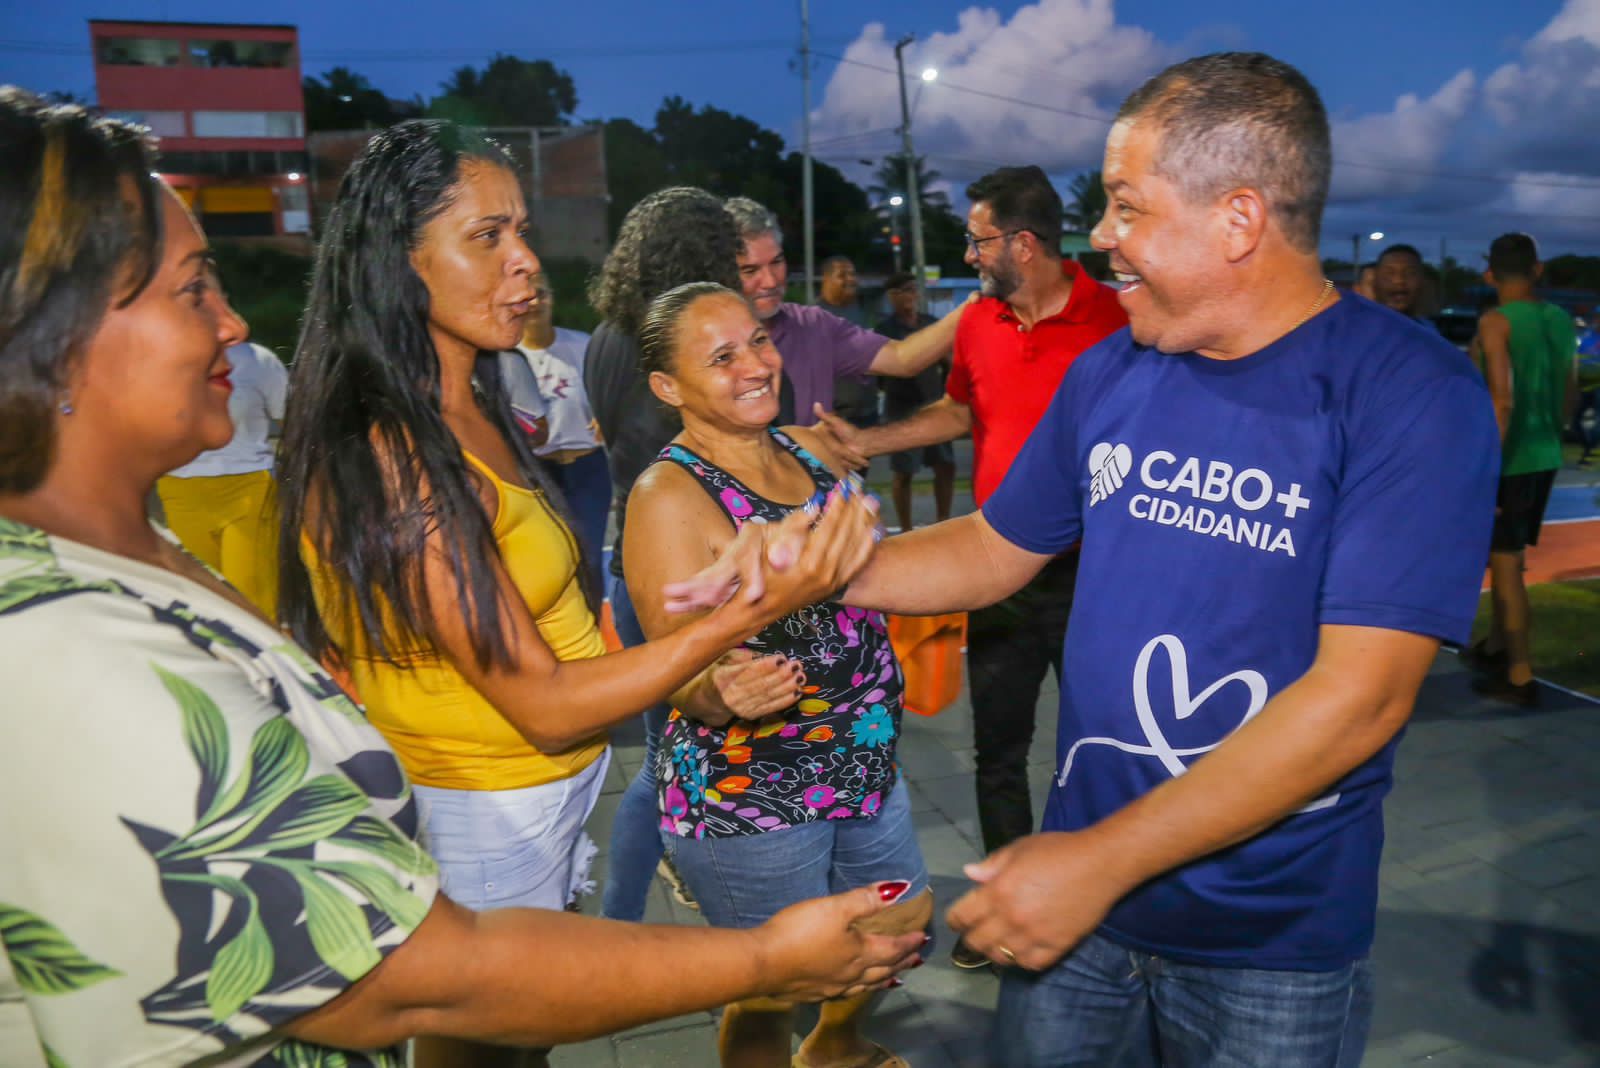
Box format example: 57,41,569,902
91,19,311,240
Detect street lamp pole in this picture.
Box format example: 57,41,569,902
893,34,927,309
800,0,816,303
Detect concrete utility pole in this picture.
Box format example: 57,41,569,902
894,34,928,309
800,0,815,303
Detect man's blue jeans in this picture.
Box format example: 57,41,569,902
993,931,1373,1067
598,572,671,921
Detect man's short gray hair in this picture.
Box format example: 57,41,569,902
1116,52,1331,253
725,196,783,250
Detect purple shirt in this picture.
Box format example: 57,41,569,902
766,302,885,425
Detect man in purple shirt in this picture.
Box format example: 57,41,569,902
724,197,967,426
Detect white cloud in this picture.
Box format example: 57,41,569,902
1329,70,1477,202
810,0,1166,182
811,0,1600,252
1481,0,1600,172
1531,0,1600,45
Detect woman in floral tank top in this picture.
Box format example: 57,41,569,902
623,282,930,1068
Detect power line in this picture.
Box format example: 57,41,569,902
807,126,901,150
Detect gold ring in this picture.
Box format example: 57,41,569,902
998,945,1018,964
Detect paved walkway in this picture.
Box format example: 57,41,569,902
561,451,1599,1066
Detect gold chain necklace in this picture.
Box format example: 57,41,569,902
1290,278,1335,332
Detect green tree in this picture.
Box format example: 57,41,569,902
863,154,967,275
653,96,787,195
601,118,671,237
429,54,577,128
1545,254,1600,292
865,153,950,218
1063,169,1105,232
302,67,406,132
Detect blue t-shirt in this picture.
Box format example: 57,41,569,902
982,297,1499,970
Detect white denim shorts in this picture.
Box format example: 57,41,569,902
414,747,610,911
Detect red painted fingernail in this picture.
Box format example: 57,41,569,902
887,977,905,988
877,880,912,903
910,955,925,968
922,934,933,945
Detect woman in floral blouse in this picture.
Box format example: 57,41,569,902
624,281,932,1068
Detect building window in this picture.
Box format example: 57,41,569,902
96,37,182,67
192,111,304,139
156,149,309,178
106,110,186,137
187,39,294,69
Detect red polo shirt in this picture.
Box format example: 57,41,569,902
947,260,1128,505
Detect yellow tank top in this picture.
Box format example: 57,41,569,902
305,451,608,790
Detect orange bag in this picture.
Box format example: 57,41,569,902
887,612,968,717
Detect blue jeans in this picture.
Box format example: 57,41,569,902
994,932,1373,1067
663,779,928,929
599,571,672,920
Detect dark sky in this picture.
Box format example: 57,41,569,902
5,0,1598,258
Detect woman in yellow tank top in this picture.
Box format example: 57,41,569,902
274,121,881,1068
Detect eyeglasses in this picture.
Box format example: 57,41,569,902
963,228,1029,252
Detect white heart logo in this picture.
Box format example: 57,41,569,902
1058,634,1339,814
1088,441,1133,506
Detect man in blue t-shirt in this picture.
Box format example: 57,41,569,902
838,52,1500,1066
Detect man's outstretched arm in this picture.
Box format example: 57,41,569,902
867,298,971,378
811,397,972,468
844,510,1050,616
946,622,1438,971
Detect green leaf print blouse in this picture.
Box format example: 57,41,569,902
0,518,440,1067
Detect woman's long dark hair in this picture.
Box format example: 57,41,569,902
276,119,589,671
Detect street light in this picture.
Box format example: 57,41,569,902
920,67,938,82
1350,231,1386,285
894,35,929,308
889,194,904,207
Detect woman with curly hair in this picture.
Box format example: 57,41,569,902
582,187,764,922
275,124,884,1064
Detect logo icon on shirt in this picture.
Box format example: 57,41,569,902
1088,442,1134,506
1057,634,1339,813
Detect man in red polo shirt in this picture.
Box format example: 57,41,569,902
815,164,1127,968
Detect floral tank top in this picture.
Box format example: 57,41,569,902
655,429,903,840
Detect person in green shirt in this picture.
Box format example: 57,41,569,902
1468,233,1578,706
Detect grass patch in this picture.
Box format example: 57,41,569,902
1470,578,1600,698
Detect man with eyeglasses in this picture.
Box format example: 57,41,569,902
814,166,1127,969
724,196,967,426
499,273,610,593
